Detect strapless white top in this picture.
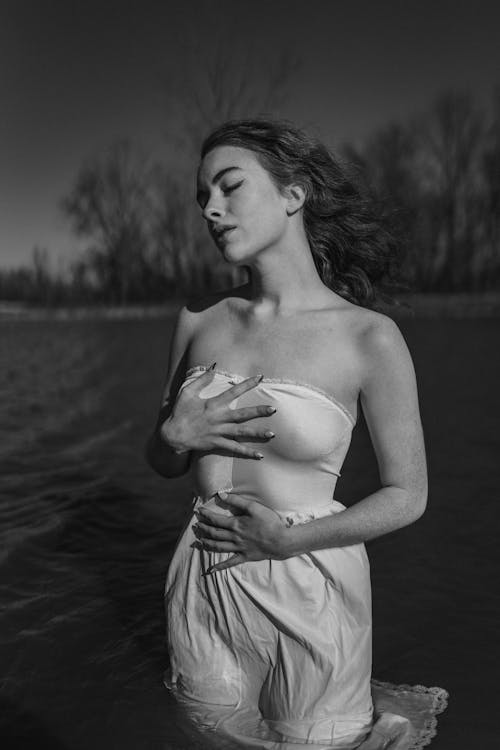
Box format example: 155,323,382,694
181,365,356,513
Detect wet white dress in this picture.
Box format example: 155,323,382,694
164,366,448,749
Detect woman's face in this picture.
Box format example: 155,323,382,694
196,145,290,265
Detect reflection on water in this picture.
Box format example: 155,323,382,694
0,317,498,749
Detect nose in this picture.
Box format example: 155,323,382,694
202,201,224,222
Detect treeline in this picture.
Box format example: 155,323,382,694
0,142,245,307
1,88,499,306
344,89,500,292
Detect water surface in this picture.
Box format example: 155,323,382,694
1,316,498,749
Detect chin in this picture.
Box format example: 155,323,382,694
221,244,258,266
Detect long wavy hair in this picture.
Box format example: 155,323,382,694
200,118,401,309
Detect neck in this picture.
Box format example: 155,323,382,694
243,234,328,317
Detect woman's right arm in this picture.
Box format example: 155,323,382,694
145,305,196,478
146,304,278,479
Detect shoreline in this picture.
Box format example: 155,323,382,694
1,293,500,320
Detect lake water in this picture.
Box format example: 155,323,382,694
1,315,498,749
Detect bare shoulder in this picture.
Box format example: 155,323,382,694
169,285,244,350
347,307,416,393
355,308,408,354
159,288,241,404
179,284,252,366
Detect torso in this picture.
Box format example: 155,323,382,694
187,284,383,421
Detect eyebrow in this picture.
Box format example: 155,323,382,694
196,166,243,204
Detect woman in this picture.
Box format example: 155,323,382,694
147,119,447,749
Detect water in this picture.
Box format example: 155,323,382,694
0,316,498,749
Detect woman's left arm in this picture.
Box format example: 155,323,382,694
195,316,428,571
280,315,428,555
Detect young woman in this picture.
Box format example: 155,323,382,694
147,120,447,749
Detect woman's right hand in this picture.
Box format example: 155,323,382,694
160,367,276,459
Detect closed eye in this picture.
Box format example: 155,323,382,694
222,180,243,194
197,180,244,211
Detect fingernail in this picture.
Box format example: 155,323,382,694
265,431,275,438
257,373,264,381
218,491,228,500
255,452,264,459
267,407,276,414
210,362,217,370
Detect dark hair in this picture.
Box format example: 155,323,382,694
201,118,401,308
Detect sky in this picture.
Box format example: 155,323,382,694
1,0,499,269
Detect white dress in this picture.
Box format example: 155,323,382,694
164,366,448,749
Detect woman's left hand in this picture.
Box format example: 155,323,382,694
193,491,287,573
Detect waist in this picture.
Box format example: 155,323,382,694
191,457,341,514
193,494,347,525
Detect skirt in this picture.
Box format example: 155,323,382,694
164,496,448,749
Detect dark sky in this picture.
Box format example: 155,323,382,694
1,0,499,268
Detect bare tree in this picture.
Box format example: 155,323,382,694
341,123,427,288
478,87,500,288
416,91,484,288
62,141,158,304
31,246,52,304
340,91,496,292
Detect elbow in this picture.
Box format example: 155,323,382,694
405,486,428,524
414,475,428,519
388,484,427,529
413,491,428,521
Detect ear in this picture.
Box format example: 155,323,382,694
284,184,306,216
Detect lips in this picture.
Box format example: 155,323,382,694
213,225,236,241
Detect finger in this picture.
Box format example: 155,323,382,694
216,492,252,513
199,540,240,553
215,437,266,460
222,424,276,441
231,405,277,423
186,363,217,392
193,521,235,541
195,510,236,529
205,553,246,574
216,374,265,404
